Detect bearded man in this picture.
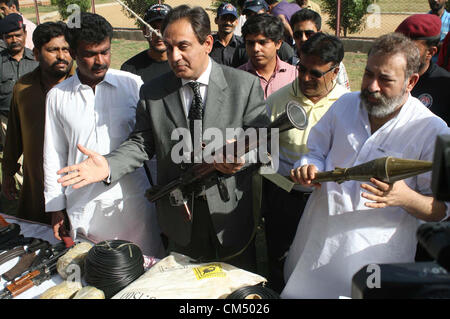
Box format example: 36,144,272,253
282,32,450,299
2,22,74,224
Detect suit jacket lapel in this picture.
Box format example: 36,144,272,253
162,74,188,129
203,61,227,131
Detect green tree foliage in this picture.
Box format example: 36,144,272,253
57,0,91,20
321,0,373,37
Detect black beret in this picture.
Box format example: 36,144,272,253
0,13,24,35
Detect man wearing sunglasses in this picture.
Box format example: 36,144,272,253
262,32,348,293
237,13,297,99
289,9,351,90
120,4,172,83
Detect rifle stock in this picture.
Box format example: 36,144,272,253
0,241,71,299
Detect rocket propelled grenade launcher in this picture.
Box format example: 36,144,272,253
312,156,433,184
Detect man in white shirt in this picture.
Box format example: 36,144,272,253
285,33,450,298
44,12,164,257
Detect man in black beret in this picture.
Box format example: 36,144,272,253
0,13,38,149
396,13,450,125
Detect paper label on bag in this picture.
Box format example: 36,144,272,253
193,264,226,280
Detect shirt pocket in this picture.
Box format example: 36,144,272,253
0,77,15,95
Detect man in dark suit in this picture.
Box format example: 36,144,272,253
56,5,269,272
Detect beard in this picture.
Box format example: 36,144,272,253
360,84,407,118
429,1,444,12
48,59,72,77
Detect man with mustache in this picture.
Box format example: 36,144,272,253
210,3,243,66
0,0,36,50
283,33,450,298
238,13,297,99
121,4,172,83
262,32,348,293
43,12,165,258
2,22,74,224
0,13,37,150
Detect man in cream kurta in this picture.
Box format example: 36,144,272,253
284,33,450,299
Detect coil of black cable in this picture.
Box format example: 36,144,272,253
84,240,144,298
226,285,280,299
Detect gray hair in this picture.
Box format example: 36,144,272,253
368,32,420,80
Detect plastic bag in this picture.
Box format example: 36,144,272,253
112,253,267,299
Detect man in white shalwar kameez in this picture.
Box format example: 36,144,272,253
284,33,450,299
43,13,164,257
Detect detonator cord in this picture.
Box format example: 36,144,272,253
84,240,145,298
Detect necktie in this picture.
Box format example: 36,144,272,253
187,81,203,161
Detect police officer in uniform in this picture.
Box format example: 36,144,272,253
396,14,450,125
0,13,38,146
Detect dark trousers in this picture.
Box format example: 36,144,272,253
262,179,309,293
168,198,257,273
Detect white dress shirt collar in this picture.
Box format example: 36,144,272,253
72,68,119,93
180,58,212,117
181,57,212,87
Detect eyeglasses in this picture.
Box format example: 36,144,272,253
297,63,337,78
293,30,316,39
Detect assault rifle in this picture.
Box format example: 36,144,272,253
145,101,308,212
0,241,72,299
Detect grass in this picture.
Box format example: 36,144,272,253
110,38,148,70
343,51,367,92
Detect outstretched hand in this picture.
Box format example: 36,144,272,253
57,144,110,189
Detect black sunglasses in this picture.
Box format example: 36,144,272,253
293,30,316,39
297,63,337,79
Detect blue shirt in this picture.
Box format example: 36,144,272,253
440,10,450,41
429,9,450,41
